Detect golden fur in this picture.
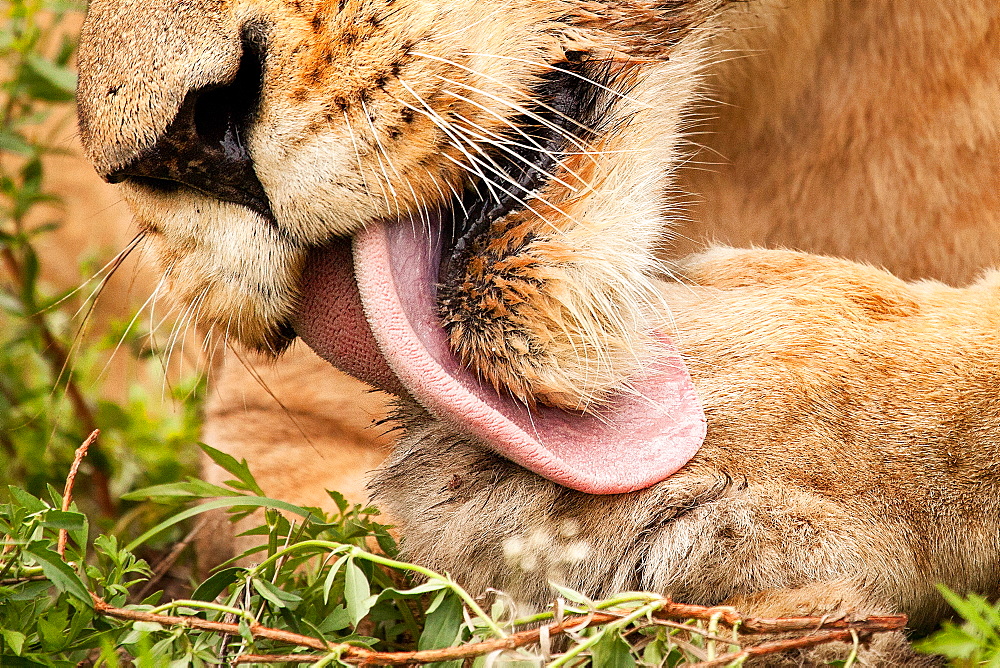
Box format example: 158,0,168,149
678,1,1000,285
75,1,1000,663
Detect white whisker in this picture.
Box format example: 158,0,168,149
359,98,404,218
342,109,383,211
448,113,582,193
396,79,503,203
466,52,650,108
430,69,597,159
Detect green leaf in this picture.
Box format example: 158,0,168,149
915,622,982,659
418,591,464,661
134,622,166,636
374,529,399,557
238,618,254,644
191,567,242,602
591,632,637,668
425,589,449,615
199,444,265,495
318,606,353,633
344,558,373,626
23,542,91,607
375,581,448,602
550,581,593,606
18,244,40,308
0,130,33,156
70,513,90,560
326,489,350,514
6,486,46,514
916,586,1000,661
253,577,302,610
322,553,350,605
1,629,25,655
39,509,85,531
0,580,50,602
938,585,1000,642
122,479,244,501
22,54,76,101
125,496,314,552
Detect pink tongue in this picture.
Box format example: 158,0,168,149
295,219,705,494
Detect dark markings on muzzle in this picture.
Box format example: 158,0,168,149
104,23,274,222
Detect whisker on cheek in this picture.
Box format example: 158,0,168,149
39,232,149,418
414,52,600,153
95,272,164,383
448,113,581,192
161,284,208,388
342,109,385,212
396,79,503,205
359,98,404,219
466,51,649,107
391,88,580,233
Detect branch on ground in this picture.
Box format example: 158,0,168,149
91,594,906,666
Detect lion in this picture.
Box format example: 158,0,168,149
75,0,1000,663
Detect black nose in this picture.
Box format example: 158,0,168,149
106,35,272,221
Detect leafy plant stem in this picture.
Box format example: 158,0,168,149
546,600,663,668
145,598,258,622
251,540,508,638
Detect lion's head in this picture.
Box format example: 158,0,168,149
77,0,726,493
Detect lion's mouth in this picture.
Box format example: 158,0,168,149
290,58,705,494
294,215,705,495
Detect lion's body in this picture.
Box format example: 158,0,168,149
372,252,1000,668
76,1,1000,664
680,1,1000,286
377,248,1000,634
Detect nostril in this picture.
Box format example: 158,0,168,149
105,24,273,221
193,32,265,147
193,88,231,146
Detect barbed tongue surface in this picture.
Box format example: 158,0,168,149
296,219,706,495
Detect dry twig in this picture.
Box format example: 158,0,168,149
652,603,906,636
57,429,99,558
233,656,325,665
90,593,907,666
689,627,876,667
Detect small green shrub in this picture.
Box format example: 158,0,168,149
0,446,802,667
916,587,1000,666
1,0,204,527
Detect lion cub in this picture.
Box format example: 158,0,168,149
373,246,1000,664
